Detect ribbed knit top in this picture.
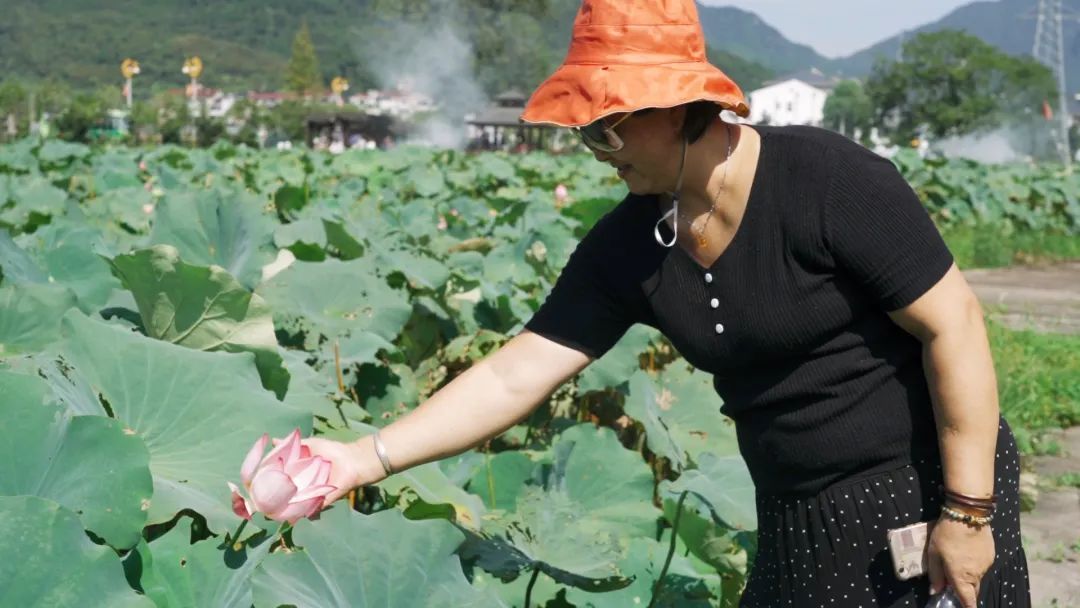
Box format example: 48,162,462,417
523,125,954,496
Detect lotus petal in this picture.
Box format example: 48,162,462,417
261,428,302,470
273,495,324,525
290,484,335,503
240,434,269,487
313,458,332,487
228,482,253,520
249,468,296,517
286,457,322,490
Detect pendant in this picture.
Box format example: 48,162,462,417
695,234,708,248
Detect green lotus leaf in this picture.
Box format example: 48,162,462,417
148,188,275,288
0,228,47,283
564,537,720,608
624,364,739,471
58,310,310,532
252,505,503,607
576,325,656,394
257,258,412,349
0,370,153,549
1,176,67,227
660,452,757,532
550,423,658,536
469,451,536,511
0,283,78,355
0,495,154,608
461,487,633,598
127,517,273,608
319,424,486,530
108,245,288,398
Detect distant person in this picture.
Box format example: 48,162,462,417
301,2,1027,607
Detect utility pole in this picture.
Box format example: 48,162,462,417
1032,0,1072,168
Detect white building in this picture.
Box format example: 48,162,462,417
743,68,841,127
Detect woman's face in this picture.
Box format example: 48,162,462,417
587,107,685,195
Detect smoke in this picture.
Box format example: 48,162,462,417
352,17,487,149
931,122,1056,164
933,129,1024,164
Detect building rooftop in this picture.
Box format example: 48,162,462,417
762,67,843,91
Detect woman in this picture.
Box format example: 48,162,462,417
305,1,1031,606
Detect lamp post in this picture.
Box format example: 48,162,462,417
120,58,140,108
181,56,203,146
182,56,203,103
331,77,349,107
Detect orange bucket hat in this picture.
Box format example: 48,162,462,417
520,0,751,127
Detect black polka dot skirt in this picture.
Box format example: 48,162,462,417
739,416,1030,607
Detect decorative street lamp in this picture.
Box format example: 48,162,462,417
182,56,204,102
120,58,140,108
331,76,349,107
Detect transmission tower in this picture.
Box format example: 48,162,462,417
1032,0,1072,168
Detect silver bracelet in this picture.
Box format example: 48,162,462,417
372,430,394,476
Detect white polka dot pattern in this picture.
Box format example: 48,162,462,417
739,417,1031,607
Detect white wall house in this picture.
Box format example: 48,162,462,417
740,68,840,127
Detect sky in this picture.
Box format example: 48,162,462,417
702,0,976,58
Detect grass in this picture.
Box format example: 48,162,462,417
942,226,1080,269
1051,472,1080,488
987,319,1080,454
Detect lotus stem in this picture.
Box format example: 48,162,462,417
523,566,540,608
649,490,688,608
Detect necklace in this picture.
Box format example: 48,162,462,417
683,122,735,248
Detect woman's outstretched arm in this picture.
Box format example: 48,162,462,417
306,330,591,505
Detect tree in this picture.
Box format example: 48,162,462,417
865,30,1058,143
823,80,873,140
706,47,774,93
286,21,323,97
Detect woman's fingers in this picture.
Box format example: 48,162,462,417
299,437,365,508
927,542,947,596
941,563,981,608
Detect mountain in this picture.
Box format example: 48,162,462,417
697,4,831,77
0,0,801,97
829,0,1080,95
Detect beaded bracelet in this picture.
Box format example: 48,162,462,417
941,504,993,527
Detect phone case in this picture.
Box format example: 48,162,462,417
886,520,934,581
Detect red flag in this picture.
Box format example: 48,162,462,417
1042,99,1054,120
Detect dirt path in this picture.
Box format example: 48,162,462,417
965,261,1080,335
1022,427,1080,608
964,262,1080,608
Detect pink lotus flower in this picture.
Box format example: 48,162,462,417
138,160,147,172
554,184,569,203
228,429,336,524
437,215,448,230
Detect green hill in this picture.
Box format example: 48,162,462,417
697,4,830,76
0,0,781,96
829,0,1080,103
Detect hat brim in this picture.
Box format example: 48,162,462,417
519,61,750,128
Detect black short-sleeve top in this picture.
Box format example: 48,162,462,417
524,125,954,496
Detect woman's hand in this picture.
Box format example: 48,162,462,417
926,517,995,608
300,435,386,508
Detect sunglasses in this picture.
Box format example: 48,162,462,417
572,110,642,152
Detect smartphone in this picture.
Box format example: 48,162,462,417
886,520,935,581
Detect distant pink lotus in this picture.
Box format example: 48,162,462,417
554,184,569,203
228,429,336,524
